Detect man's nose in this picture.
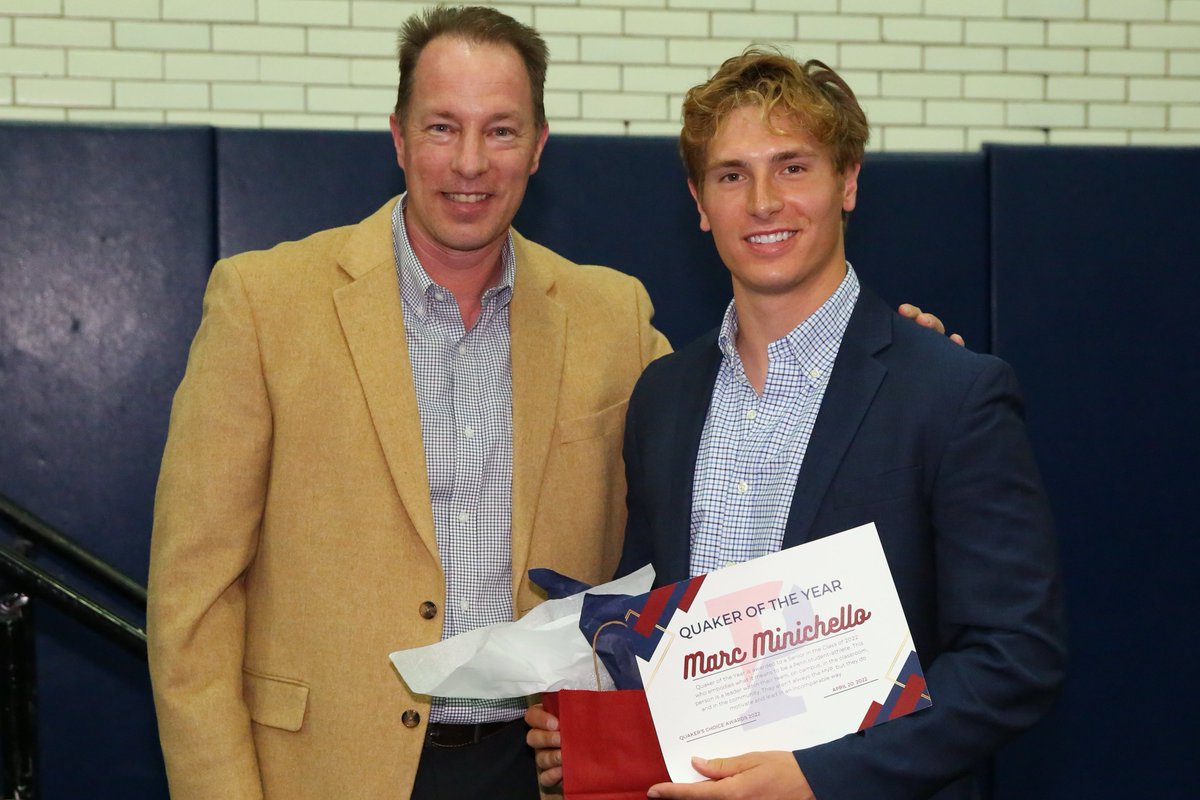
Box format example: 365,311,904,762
749,179,783,218
452,132,489,178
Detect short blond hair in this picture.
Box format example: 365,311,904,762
680,48,869,189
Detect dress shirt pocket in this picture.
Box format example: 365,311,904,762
243,668,310,732
830,465,924,509
556,399,629,444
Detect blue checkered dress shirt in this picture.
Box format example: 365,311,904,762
391,198,526,724
689,265,860,577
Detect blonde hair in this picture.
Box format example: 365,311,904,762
680,48,869,189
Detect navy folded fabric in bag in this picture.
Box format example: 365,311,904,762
528,569,645,690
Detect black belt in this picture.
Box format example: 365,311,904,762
424,719,520,748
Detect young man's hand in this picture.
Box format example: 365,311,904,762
647,752,815,800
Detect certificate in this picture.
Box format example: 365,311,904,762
629,523,931,782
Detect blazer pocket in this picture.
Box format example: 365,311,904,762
831,465,924,509
243,668,310,732
556,399,628,444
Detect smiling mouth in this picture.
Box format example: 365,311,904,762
444,192,490,203
747,230,796,244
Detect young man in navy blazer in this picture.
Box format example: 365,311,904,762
529,50,1065,800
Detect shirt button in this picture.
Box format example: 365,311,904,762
458,344,467,355
745,409,757,421
457,511,469,524
809,367,822,379
419,601,438,620
460,599,470,612
463,427,474,439
434,291,445,302
737,480,749,494
402,709,421,728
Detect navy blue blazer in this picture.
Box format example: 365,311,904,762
617,287,1066,800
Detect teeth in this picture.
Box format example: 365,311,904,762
446,193,488,203
748,231,795,244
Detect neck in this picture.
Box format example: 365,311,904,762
407,227,506,331
732,263,846,394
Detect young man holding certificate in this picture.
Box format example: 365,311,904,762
528,50,1066,800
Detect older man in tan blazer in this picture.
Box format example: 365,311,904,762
147,7,669,800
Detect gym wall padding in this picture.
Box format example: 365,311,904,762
1,123,1193,798
988,144,1199,800
0,123,215,799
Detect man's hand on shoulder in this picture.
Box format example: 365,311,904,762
899,303,966,346
646,752,814,800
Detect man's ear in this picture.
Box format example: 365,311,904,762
688,179,712,233
842,162,861,213
389,113,406,171
528,122,550,175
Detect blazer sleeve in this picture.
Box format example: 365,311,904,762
146,258,270,800
795,358,1067,799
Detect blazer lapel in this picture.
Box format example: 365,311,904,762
660,335,722,583
507,233,567,601
783,289,891,548
333,199,439,562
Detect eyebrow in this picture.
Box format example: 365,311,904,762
707,149,819,172
772,149,817,163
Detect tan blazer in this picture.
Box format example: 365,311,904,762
147,198,671,799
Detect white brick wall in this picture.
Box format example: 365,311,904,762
2,1,1198,148
115,21,209,50
70,49,162,79
65,1,161,21
1172,51,1200,74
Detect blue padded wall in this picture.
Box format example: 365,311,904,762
215,131,729,346
523,143,991,348
849,152,990,351
215,128,404,258
5,122,1194,799
213,132,989,349
988,144,1200,799
0,124,215,797
515,135,730,346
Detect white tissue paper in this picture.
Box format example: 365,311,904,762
389,564,655,699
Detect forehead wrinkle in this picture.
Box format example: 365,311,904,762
419,106,524,123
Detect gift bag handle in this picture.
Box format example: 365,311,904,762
590,619,628,691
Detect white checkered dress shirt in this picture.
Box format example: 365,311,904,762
391,198,525,724
689,265,860,577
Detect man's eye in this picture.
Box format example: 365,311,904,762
718,172,741,183
430,124,451,133
493,127,516,138
784,164,805,174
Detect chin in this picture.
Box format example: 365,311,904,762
440,228,506,253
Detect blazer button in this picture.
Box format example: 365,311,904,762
402,709,421,728
419,601,437,620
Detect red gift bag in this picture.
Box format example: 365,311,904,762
542,689,670,800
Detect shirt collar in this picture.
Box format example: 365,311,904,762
717,263,861,376
390,194,516,318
